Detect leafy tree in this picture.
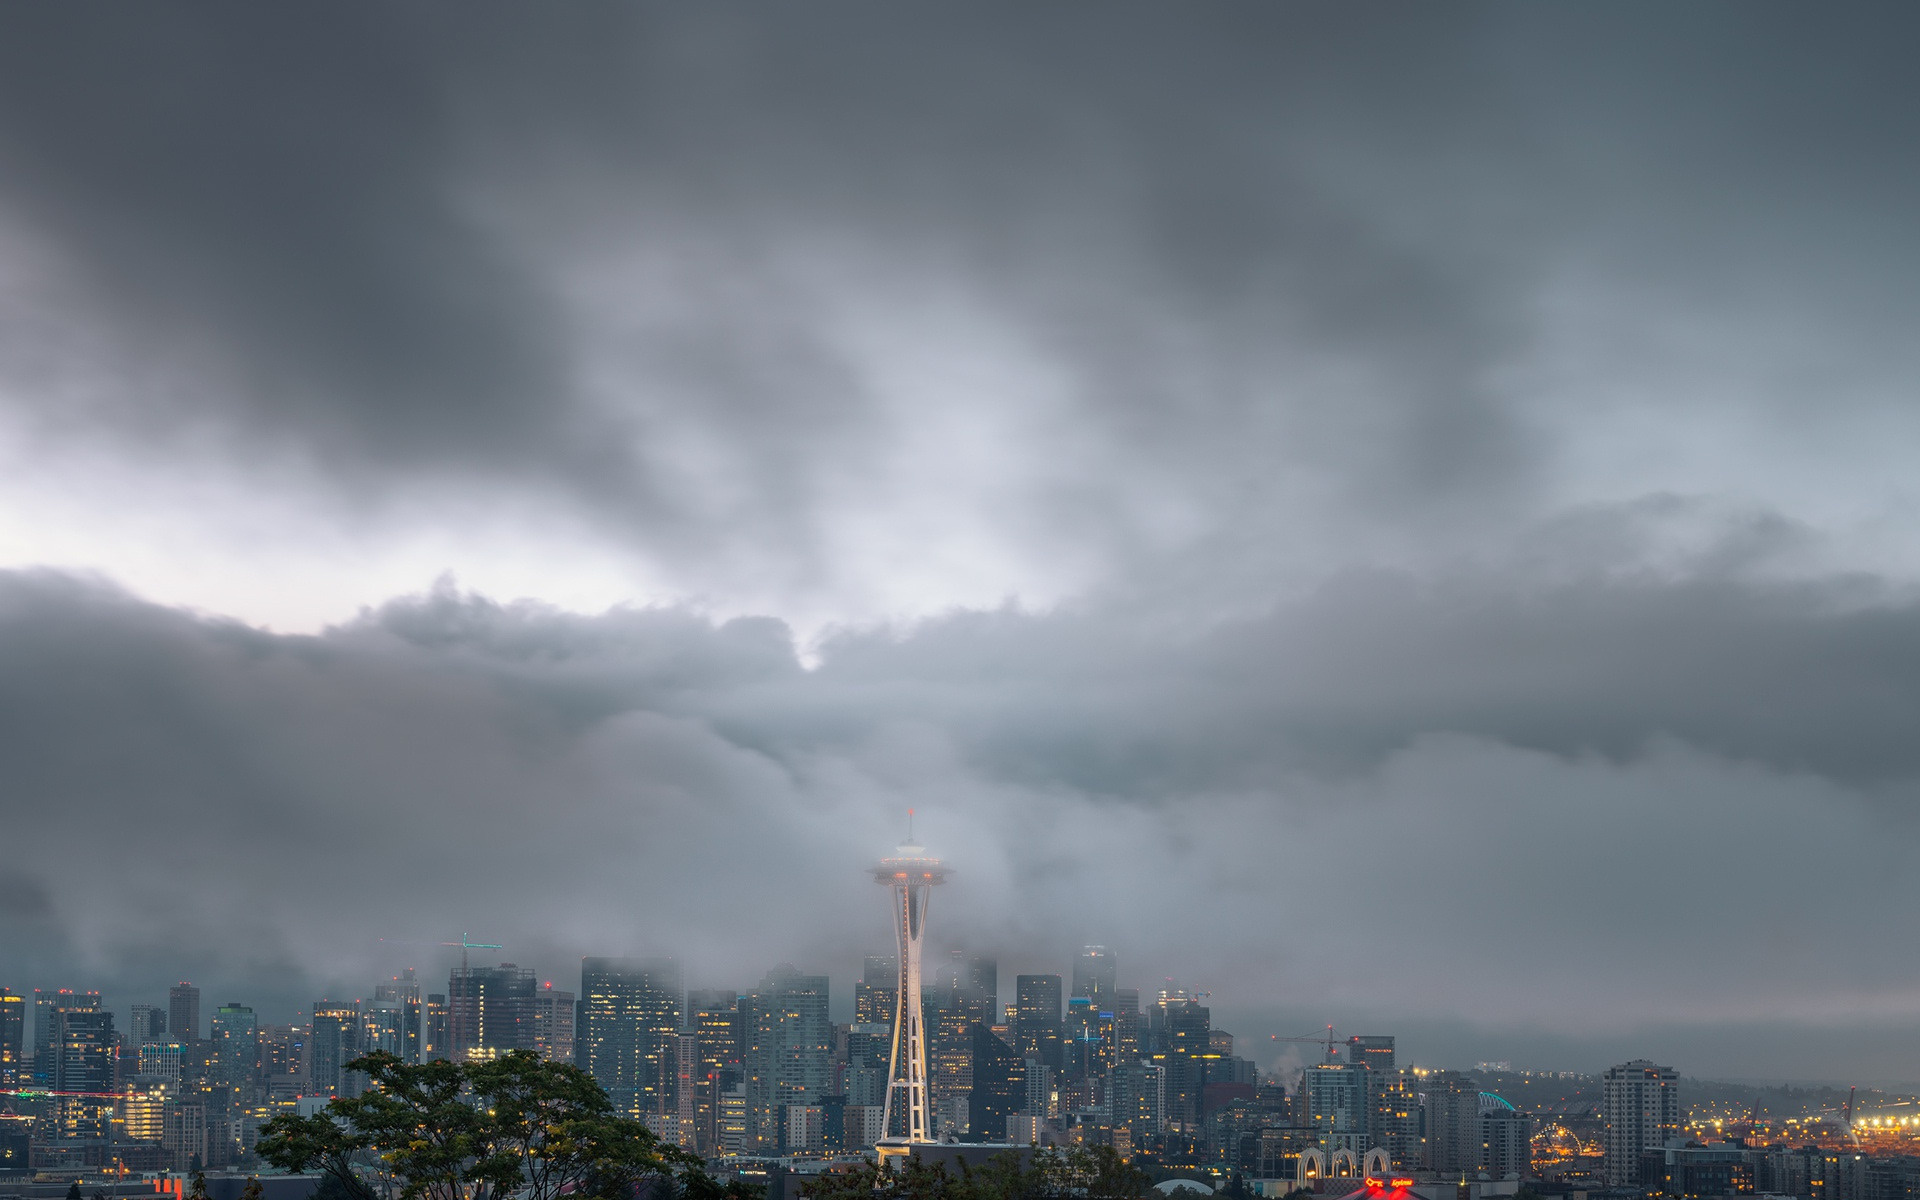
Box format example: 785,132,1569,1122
802,1146,1152,1200
260,1051,739,1200
187,1173,210,1200
65,1182,82,1200
239,1180,265,1200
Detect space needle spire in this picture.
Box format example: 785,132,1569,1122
873,810,946,1144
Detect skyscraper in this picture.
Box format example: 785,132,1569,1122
854,956,898,1027
33,990,100,1088
210,1003,258,1108
744,965,830,1153
374,969,424,1063
1155,996,1210,1129
449,962,537,1060
363,1000,405,1056
1110,988,1142,1063
577,957,682,1118
692,1003,745,1154
969,1025,1027,1142
1071,946,1116,1004
1603,1060,1679,1188
0,991,21,1086
532,983,576,1063
1301,1061,1369,1153
129,1003,167,1045
424,993,449,1060
1013,975,1063,1070
1421,1071,1483,1174
309,1000,361,1095
169,983,202,1043
1482,1097,1533,1179
49,1005,115,1140
1109,1059,1166,1137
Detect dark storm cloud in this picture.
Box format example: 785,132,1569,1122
4,4,1920,1082
7,4,1914,583
6,564,1920,1077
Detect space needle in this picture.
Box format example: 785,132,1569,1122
873,812,946,1146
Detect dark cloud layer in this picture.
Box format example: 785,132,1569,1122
3,6,1917,594
2,6,1919,1082
4,567,1919,1079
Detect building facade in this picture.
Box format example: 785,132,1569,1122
1603,1060,1679,1188
169,983,202,1044
743,965,829,1152
578,957,682,1118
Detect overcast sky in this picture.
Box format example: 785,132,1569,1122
3,4,1919,1084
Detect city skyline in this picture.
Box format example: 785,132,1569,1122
4,4,1920,1090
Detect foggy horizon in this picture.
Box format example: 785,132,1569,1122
4,4,1920,1093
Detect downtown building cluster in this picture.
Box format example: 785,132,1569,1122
3,951,1535,1185
4,970,1916,1200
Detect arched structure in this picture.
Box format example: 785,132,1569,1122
1296,1149,1327,1185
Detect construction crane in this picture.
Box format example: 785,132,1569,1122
376,936,503,975
1270,1024,1341,1064
377,934,504,1059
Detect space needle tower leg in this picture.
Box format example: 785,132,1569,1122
875,815,946,1148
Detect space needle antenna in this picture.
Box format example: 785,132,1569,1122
873,811,946,1146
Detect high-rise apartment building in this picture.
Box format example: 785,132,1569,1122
743,965,829,1153
1421,1071,1484,1174
1072,946,1117,1003
1603,1060,1679,1188
1109,1059,1166,1136
1301,1061,1370,1153
692,1003,745,1154
1370,1068,1421,1168
577,957,682,1118
309,1000,361,1095
1013,975,1063,1070
449,962,537,1060
0,991,22,1086
532,984,576,1063
1482,1097,1533,1179
169,983,202,1043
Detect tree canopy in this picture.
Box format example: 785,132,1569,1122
800,1145,1152,1200
258,1051,756,1200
